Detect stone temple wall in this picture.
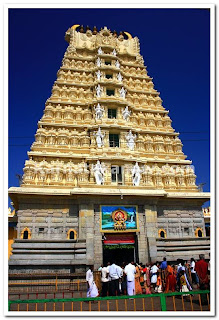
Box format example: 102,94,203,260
9,194,209,274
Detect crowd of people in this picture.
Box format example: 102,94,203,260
86,254,210,304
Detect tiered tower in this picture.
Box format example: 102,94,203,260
21,25,196,191
10,25,208,272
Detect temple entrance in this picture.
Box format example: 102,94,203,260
102,233,138,266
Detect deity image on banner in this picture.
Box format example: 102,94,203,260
101,206,138,232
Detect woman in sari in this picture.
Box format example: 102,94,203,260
165,262,176,293
135,264,142,294
143,264,151,294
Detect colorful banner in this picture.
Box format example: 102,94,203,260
101,205,138,232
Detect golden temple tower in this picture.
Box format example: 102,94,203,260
9,25,210,273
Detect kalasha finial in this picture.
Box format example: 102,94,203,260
93,26,98,34
79,25,84,33
86,25,90,31
113,30,118,37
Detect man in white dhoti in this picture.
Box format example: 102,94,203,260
86,265,99,298
124,262,136,296
150,262,159,292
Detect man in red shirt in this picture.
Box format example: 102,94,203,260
195,254,210,305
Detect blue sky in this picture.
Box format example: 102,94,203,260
8,8,210,206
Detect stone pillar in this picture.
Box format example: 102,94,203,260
144,204,158,263
93,209,103,270
137,211,149,264
79,204,94,265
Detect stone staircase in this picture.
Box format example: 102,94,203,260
156,237,210,262
9,239,87,274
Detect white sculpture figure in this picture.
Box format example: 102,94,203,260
93,160,105,185
95,84,103,97
96,57,102,67
119,87,126,98
94,127,105,147
98,47,103,55
111,49,117,56
122,106,131,121
125,130,136,150
115,60,120,68
132,162,141,186
117,72,123,82
95,70,102,81
94,103,104,120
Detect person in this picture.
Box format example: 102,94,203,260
190,258,199,285
142,264,151,294
160,257,167,270
120,262,127,295
86,265,99,298
124,261,136,296
98,264,103,271
165,261,176,293
135,263,142,294
179,270,190,296
108,262,122,296
150,262,159,292
101,263,109,297
195,254,209,305
156,271,163,293
177,259,192,292
139,263,145,288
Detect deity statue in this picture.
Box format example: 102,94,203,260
132,162,142,186
111,49,117,56
115,60,120,68
119,87,126,98
98,47,103,55
125,130,136,150
93,160,105,185
95,70,102,81
122,106,131,121
95,84,103,97
94,103,105,120
94,127,105,147
117,72,123,82
96,57,102,67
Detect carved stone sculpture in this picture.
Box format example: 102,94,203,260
94,127,105,147
122,106,131,121
93,160,105,185
95,84,103,97
126,130,136,150
132,162,141,186
94,103,104,119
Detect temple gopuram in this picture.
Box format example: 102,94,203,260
8,24,210,274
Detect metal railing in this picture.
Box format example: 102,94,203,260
8,273,89,294
8,290,210,312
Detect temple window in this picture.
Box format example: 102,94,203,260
21,227,31,240
108,108,117,119
105,60,111,65
158,229,167,238
106,89,115,96
195,228,204,238
106,74,113,79
67,229,77,240
111,165,123,184
23,231,28,239
109,134,119,147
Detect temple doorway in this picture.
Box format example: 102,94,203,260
102,233,138,266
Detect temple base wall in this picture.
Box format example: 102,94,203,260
9,193,210,274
